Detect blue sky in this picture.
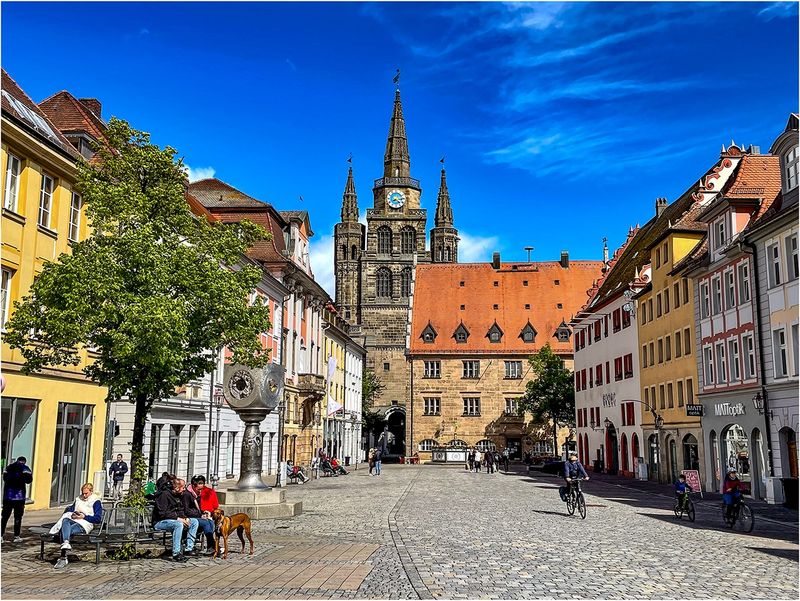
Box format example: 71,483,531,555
3,1,798,296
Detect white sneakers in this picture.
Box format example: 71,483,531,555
60,541,71,550
54,557,69,569
13,536,23,543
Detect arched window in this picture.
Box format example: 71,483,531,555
400,227,416,254
418,439,438,451
476,439,496,452
377,227,392,254
351,245,358,260
444,246,451,262
780,427,798,478
621,434,629,472
341,244,347,260
437,246,443,261
682,433,699,471
400,267,411,297
376,268,392,298
449,439,467,448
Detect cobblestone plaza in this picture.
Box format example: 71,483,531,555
1,465,797,600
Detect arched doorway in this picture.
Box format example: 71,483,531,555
605,422,619,475
383,408,406,458
723,424,751,495
780,427,798,478
668,437,678,483
752,428,766,501
709,430,719,491
632,433,640,463
682,434,700,471
621,434,629,473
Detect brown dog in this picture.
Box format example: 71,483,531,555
211,508,254,559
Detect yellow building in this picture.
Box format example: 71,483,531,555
636,151,743,484
1,71,107,509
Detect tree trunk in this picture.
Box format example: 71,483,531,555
129,392,149,494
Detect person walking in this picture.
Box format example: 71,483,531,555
374,448,382,476
473,449,482,473
2,456,32,543
108,454,128,501
467,449,475,472
368,448,376,475
484,451,493,474
502,447,510,472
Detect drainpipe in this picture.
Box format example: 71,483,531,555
741,239,774,477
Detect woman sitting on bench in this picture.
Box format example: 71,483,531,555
49,483,103,570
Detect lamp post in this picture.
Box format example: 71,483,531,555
752,392,773,418
212,389,225,488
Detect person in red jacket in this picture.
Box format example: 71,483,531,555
722,468,745,523
191,475,219,513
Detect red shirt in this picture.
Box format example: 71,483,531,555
197,486,219,512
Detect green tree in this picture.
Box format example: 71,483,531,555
5,118,272,492
361,369,386,434
520,343,575,457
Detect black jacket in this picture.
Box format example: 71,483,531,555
152,488,185,522
180,490,202,519
109,461,128,482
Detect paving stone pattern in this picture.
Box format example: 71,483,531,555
1,465,797,600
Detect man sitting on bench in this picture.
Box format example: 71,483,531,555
49,483,103,570
152,475,199,562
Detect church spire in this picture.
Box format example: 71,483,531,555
340,165,359,222
435,166,453,227
383,89,410,179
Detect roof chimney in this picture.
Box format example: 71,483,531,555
747,144,761,155
655,197,667,217
492,252,501,270
79,98,102,118
560,250,569,269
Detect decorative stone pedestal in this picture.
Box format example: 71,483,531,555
217,487,302,519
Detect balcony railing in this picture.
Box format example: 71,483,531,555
373,176,421,190
297,373,325,398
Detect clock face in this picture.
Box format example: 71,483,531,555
387,190,405,209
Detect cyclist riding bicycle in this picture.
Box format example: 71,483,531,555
674,474,693,507
722,467,745,521
559,452,589,502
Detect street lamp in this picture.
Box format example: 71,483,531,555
212,389,225,488
752,392,773,418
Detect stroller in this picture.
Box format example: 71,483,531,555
286,461,309,484
330,458,348,475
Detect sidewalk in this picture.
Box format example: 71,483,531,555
561,468,799,526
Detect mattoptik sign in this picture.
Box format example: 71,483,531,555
686,404,704,417
714,402,745,417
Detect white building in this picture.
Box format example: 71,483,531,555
572,236,647,476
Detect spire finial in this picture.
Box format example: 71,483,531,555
435,165,453,227
340,163,358,223
393,68,400,89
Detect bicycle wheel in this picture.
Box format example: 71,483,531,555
687,499,695,522
566,494,575,515
577,493,586,519
736,503,754,533
673,503,682,518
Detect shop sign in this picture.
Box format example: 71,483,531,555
602,393,616,407
685,404,704,417
680,469,703,494
714,402,745,417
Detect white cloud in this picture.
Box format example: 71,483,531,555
458,231,501,263
758,2,797,21
309,234,335,298
184,164,216,182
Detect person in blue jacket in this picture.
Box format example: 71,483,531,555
559,452,589,501
51,483,103,569
2,456,33,542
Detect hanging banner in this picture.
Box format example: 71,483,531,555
327,394,342,416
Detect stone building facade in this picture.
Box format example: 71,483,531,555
334,87,458,454
408,255,604,461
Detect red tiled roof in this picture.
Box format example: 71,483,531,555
189,178,270,209
38,90,106,142
410,261,604,355
1,69,78,159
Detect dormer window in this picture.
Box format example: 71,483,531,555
421,322,437,343
486,322,503,343
453,322,469,343
520,321,537,343
785,146,798,191
713,216,727,252
553,320,571,343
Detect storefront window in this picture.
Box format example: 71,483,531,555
724,424,751,494
710,430,719,491
682,434,700,471
1,398,39,479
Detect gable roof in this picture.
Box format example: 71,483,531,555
189,178,271,209
38,90,107,142
410,260,603,355
1,69,78,160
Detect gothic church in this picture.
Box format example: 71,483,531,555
334,88,458,455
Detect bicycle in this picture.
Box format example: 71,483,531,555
722,498,754,533
564,477,587,519
673,490,696,522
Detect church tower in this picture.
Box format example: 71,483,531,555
429,166,459,263
334,165,365,323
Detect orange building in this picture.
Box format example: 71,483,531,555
407,252,604,461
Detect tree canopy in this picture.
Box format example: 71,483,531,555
5,118,272,486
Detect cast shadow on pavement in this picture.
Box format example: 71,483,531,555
745,547,799,561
